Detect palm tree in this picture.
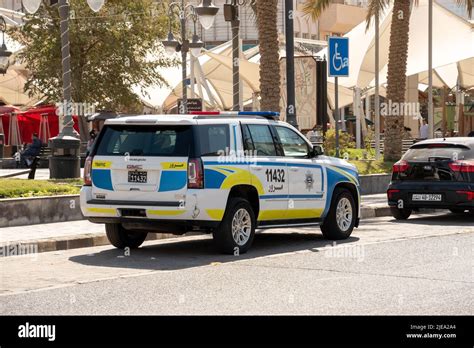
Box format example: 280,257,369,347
256,0,281,112
303,0,472,161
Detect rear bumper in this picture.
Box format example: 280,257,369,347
80,186,228,226
387,181,474,210
87,216,219,233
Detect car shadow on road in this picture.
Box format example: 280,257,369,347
360,211,473,226
386,212,474,226
69,230,360,271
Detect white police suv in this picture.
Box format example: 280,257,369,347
81,111,361,254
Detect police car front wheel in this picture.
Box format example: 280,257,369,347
320,188,356,240
105,223,148,249
213,197,256,254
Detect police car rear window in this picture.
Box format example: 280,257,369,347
95,125,192,157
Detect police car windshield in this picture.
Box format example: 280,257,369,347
95,125,192,157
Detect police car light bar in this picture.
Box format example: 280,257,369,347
190,111,280,120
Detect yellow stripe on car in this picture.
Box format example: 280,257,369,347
147,210,186,216
161,162,187,170
206,209,225,220
92,160,112,169
258,208,323,221
87,207,116,214
327,165,358,185
218,167,265,195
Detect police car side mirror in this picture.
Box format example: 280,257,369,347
312,145,324,157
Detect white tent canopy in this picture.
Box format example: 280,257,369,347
134,41,261,111
315,0,473,91
418,57,474,89
0,30,34,105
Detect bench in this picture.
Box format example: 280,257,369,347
370,138,415,155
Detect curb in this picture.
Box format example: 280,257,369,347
0,170,31,178
0,204,393,255
0,232,183,255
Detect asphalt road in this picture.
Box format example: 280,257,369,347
1,213,473,315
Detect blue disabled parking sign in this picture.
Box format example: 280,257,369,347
328,37,349,77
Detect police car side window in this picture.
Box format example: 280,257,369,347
247,125,277,157
197,125,230,156
275,126,310,157
241,124,255,152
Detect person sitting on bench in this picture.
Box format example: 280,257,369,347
21,133,42,168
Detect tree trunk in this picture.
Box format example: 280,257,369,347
256,0,281,112
384,0,411,161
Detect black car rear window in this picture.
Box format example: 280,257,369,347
95,125,192,157
403,144,472,161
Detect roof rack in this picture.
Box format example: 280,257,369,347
190,111,280,120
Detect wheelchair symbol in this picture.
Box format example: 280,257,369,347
332,43,348,72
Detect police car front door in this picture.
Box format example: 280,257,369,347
243,123,289,221
274,126,326,220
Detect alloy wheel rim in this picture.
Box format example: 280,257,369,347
231,208,252,246
336,197,353,232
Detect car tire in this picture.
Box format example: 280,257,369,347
390,207,412,220
105,223,147,249
212,197,256,255
449,208,466,214
320,188,356,240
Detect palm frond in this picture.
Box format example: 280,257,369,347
301,0,332,21
455,0,473,17
365,0,390,30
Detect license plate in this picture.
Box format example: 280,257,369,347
128,171,147,183
412,194,442,201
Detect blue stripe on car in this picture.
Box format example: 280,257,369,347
92,169,113,191
204,169,227,189
158,171,187,192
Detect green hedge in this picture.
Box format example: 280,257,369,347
0,179,81,199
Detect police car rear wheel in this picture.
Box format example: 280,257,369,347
320,188,356,240
213,198,256,254
105,223,147,249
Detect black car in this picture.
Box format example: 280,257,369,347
387,137,474,219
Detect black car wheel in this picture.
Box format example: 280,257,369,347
390,207,412,220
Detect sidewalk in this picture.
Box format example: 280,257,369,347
0,168,84,180
0,194,391,254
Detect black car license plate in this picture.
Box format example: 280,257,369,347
128,171,147,183
412,193,442,202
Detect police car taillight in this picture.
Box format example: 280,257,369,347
84,156,93,186
188,158,204,189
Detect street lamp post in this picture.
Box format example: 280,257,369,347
162,0,218,114
428,0,434,138
22,0,106,178
224,0,247,111
0,17,12,75
285,0,297,129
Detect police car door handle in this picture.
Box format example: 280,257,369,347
289,167,299,172
250,165,263,171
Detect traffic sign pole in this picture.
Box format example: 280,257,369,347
335,76,340,158
328,37,348,159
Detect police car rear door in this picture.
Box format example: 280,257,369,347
242,122,289,221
